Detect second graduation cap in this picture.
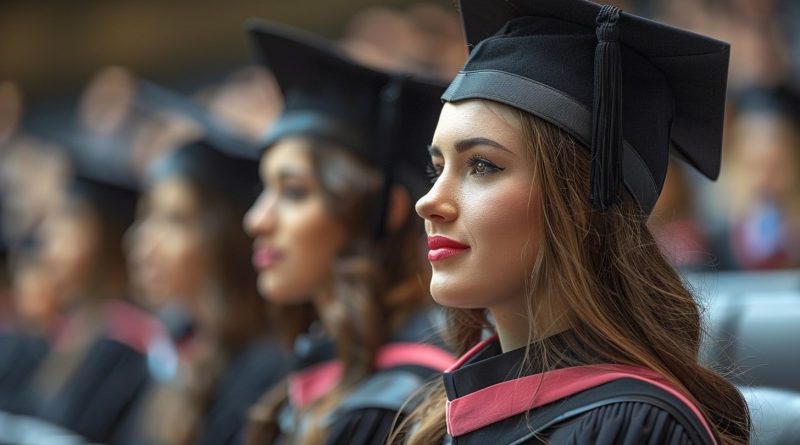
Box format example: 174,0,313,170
245,20,446,207
445,0,731,214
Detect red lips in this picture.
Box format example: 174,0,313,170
252,246,283,269
427,236,470,262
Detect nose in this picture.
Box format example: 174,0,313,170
415,177,457,224
126,220,156,264
243,192,277,237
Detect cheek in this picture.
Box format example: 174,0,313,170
432,180,540,308
259,202,345,304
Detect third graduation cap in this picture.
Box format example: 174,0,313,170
245,20,446,206
446,0,731,214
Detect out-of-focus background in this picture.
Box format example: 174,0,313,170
1,0,800,443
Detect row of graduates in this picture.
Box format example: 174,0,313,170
1,0,753,444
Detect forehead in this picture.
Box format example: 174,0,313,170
433,100,524,150
262,137,314,175
147,177,200,212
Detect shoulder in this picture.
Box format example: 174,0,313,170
543,398,697,445
535,378,713,445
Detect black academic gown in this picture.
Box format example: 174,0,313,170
442,334,717,445
193,338,290,445
34,300,163,444
0,331,49,414
275,308,455,445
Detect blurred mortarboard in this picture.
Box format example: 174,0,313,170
146,138,262,209
246,19,447,236
135,80,261,161
134,82,263,206
445,0,731,214
41,130,140,225
245,20,446,198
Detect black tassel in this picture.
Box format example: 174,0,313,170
590,4,623,211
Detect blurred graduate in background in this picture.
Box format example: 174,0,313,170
122,132,289,445
242,21,455,445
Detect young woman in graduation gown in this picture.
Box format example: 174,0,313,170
122,138,289,445
28,148,161,443
390,0,751,444
241,20,456,445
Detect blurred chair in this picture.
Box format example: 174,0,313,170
690,270,800,392
740,386,800,445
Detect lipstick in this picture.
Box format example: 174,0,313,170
252,247,283,269
427,235,470,262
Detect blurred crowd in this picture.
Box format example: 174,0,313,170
0,0,798,443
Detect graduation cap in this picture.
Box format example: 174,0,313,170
445,0,731,214
146,137,262,209
135,79,261,160
47,131,141,230
246,19,446,236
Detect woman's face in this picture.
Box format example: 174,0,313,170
244,138,348,305
38,192,101,306
127,177,212,309
416,100,540,312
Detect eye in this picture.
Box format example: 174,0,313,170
281,184,309,201
426,161,443,184
467,155,503,177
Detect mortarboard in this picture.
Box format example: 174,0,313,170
246,20,446,236
146,137,262,209
445,0,731,214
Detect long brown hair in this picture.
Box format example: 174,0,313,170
246,138,430,445
390,103,750,445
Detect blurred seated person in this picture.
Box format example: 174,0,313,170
122,138,288,445
28,143,162,443
723,86,800,270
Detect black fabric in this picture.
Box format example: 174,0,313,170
192,339,290,445
445,0,730,214
444,337,714,445
0,332,49,415
245,20,445,202
276,307,450,445
35,337,150,443
323,408,399,445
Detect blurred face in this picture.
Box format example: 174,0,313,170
737,116,798,201
244,138,348,304
38,192,101,306
415,100,540,312
127,177,212,309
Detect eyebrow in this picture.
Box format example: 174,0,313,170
428,137,513,157
277,168,308,181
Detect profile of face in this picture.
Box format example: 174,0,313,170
244,138,348,304
416,100,540,313
127,177,213,310
38,192,102,307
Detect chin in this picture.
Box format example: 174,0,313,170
257,274,313,306
430,281,482,309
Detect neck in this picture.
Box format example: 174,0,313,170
490,293,572,353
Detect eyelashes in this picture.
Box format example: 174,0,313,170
426,162,442,184
466,155,503,176
426,155,504,184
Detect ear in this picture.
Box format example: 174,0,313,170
386,185,412,233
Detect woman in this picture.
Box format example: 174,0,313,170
242,21,455,445
31,147,159,443
390,1,750,444
124,138,288,445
